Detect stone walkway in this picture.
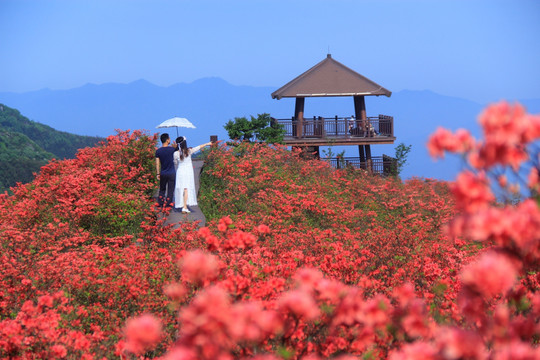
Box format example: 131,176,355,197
155,160,206,228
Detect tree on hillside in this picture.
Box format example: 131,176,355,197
224,113,285,144
394,142,412,176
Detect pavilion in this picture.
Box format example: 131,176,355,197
271,54,397,174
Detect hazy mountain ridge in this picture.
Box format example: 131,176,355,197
1,79,538,181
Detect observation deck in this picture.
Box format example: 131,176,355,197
276,115,395,146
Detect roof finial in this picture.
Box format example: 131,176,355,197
327,46,331,58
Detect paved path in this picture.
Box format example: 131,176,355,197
155,160,207,228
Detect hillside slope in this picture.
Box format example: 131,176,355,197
0,103,102,159
0,130,53,191
0,104,103,192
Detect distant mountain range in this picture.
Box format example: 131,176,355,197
1,78,538,181
0,104,102,192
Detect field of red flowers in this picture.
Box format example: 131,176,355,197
0,102,538,359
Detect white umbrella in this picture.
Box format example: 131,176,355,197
156,117,196,137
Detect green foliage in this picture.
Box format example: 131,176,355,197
0,103,103,192
394,142,412,176
224,116,253,141
224,113,285,144
255,114,286,144
80,195,149,238
0,130,54,192
321,146,336,159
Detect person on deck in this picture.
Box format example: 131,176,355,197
348,115,355,135
173,136,212,213
155,133,177,209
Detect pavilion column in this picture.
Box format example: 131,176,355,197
294,97,305,138
354,95,371,165
354,95,367,122
358,145,366,169
365,144,372,159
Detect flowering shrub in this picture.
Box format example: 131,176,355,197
155,102,538,359
126,141,474,358
0,130,186,358
1,102,538,359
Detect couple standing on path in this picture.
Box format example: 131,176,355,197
155,133,212,213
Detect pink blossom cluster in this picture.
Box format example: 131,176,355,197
428,101,540,171
416,101,540,359
0,292,95,359
473,101,540,170
427,127,475,159
123,313,163,355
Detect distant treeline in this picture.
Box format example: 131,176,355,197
0,103,103,192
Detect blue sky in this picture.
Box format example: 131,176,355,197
1,0,539,103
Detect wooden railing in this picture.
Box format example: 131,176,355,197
324,155,397,176
276,115,394,139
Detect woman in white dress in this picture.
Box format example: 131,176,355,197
173,136,212,213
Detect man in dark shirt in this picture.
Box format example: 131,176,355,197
155,133,177,208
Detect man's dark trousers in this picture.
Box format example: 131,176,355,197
158,173,176,208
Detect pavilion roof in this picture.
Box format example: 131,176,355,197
271,54,391,100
